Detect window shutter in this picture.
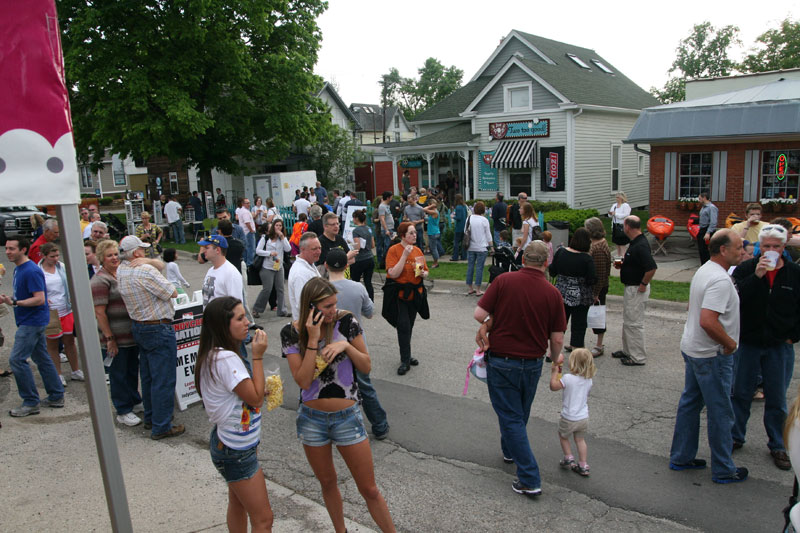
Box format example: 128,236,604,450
743,150,760,202
711,151,727,202
663,152,677,200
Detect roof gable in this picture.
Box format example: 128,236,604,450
318,83,359,126
465,57,569,113
469,32,555,83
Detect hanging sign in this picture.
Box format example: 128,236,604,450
539,147,565,192
777,153,787,180
0,1,80,207
489,119,550,140
479,151,498,191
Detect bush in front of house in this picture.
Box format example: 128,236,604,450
539,208,599,234
98,197,114,205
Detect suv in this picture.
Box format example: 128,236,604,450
0,206,47,246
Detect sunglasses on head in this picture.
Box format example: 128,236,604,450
764,225,786,233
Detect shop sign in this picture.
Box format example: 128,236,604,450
539,146,565,192
400,159,423,168
777,153,787,180
489,119,550,140
479,151,498,191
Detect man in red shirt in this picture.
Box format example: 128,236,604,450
28,218,60,264
474,240,566,497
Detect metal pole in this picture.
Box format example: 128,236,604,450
56,205,133,532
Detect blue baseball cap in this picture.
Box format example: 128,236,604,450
198,235,228,249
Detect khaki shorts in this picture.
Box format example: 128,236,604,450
558,416,588,439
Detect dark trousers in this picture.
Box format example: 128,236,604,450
564,304,589,349
697,227,711,265
349,259,375,301
396,299,418,366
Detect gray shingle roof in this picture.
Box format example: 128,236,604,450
385,123,478,148
349,104,400,132
412,77,493,122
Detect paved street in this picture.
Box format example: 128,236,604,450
0,247,795,532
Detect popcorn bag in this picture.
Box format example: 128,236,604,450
313,353,329,379
264,362,283,412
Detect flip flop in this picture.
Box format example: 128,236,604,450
0,370,12,377
476,291,484,296
466,290,476,295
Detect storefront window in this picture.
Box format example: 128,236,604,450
761,150,800,199
678,152,712,198
510,169,532,197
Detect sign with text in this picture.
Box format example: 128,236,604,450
489,119,550,140
173,291,204,411
479,151,499,191
539,146,565,192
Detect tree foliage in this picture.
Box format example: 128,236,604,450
306,122,365,189
741,18,800,72
651,22,740,104
59,0,329,192
380,58,463,119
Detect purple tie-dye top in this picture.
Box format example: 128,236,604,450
281,313,363,404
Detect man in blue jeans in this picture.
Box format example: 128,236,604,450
731,223,800,471
2,237,64,417
474,241,566,496
669,229,748,483
117,235,184,440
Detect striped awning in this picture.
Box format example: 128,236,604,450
490,139,537,169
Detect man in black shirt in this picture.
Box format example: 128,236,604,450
307,205,324,237
491,193,508,246
317,212,357,270
613,215,657,366
215,219,245,272
189,190,205,221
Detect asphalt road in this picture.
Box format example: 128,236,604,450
0,250,795,532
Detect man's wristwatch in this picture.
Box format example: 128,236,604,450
11,298,17,306
640,282,648,287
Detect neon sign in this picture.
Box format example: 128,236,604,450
777,153,787,180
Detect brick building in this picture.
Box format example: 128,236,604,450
626,78,800,224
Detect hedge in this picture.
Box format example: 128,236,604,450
539,208,600,233
98,197,114,205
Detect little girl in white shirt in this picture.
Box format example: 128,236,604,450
163,248,190,295
550,348,596,476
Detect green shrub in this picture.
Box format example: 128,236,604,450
465,198,568,212
113,193,123,200
540,209,599,234
98,197,114,205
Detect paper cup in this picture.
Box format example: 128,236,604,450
764,250,780,271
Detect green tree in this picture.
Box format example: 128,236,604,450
380,58,463,119
741,18,800,72
651,21,740,103
60,0,328,192
306,123,365,189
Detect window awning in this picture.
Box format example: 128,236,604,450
490,139,538,169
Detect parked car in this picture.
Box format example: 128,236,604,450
0,206,48,245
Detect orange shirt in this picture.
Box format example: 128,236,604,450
386,243,427,299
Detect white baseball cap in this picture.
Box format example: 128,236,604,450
119,235,151,252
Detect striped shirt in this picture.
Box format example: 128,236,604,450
90,268,135,348
117,262,174,322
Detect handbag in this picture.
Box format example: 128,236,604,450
462,215,472,249
247,240,267,285
462,348,487,394
587,303,607,330
45,308,61,337
612,222,630,245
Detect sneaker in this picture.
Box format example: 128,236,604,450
669,459,707,471
373,425,390,441
591,346,604,357
564,345,573,353
9,404,40,417
571,463,591,477
116,412,142,427
732,441,744,451
621,356,645,366
70,369,85,381
252,311,260,318
503,455,514,464
105,375,110,385
559,456,576,469
132,402,144,414
511,480,542,497
41,397,64,408
59,374,68,387
59,352,68,363
151,424,185,440
771,450,792,471
712,467,748,484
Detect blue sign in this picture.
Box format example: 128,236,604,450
400,159,423,168
489,119,550,140
479,151,498,191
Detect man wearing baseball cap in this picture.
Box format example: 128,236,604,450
198,235,242,309
117,235,184,440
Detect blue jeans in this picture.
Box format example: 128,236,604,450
466,250,488,287
131,322,177,435
378,232,391,267
493,228,502,246
487,355,543,489
105,345,142,416
415,224,425,250
732,342,792,451
9,324,64,405
428,234,444,261
356,370,388,435
170,220,185,244
453,232,465,260
670,352,737,478
244,232,256,266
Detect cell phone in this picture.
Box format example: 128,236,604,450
309,303,322,325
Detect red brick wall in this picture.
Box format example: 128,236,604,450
649,141,800,225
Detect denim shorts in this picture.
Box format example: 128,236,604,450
209,428,260,483
296,403,367,447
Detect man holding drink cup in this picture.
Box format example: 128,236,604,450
730,224,800,471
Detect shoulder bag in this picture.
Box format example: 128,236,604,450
462,215,472,249
247,239,267,286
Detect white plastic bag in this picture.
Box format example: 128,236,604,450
587,304,606,330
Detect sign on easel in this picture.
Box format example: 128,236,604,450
173,290,204,411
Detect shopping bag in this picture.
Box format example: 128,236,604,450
587,304,606,330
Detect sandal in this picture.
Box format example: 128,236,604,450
466,289,476,295
559,457,576,469
591,346,604,358
476,291,484,296
571,463,590,476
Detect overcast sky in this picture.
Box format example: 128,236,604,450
315,0,796,106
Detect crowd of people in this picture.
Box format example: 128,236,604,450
3,187,800,530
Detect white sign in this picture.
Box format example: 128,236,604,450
173,290,204,411
343,204,367,245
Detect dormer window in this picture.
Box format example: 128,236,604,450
567,53,590,69
592,59,613,74
504,82,532,112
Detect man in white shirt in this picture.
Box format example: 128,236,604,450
336,190,352,222
82,212,102,239
669,229,748,484
198,235,243,308
235,198,256,266
287,232,322,320
293,192,311,217
164,195,185,244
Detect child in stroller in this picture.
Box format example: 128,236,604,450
489,231,520,283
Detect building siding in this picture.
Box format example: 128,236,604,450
474,64,561,115
574,111,648,212
483,35,547,78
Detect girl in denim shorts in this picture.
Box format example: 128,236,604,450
281,278,396,533
196,297,274,531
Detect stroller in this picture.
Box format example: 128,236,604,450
488,245,520,283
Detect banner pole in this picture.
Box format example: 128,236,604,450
57,204,133,532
